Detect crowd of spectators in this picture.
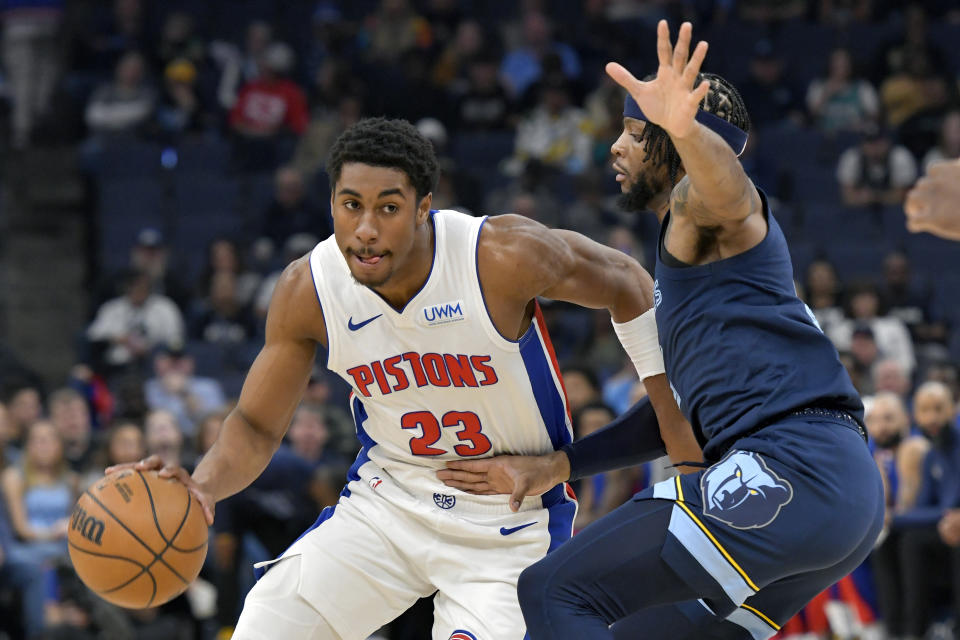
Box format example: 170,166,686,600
2,0,960,638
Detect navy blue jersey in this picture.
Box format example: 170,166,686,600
654,193,863,461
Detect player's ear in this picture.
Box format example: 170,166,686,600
416,193,433,224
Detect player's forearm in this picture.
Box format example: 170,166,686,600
670,124,755,219
192,408,283,503
643,374,703,472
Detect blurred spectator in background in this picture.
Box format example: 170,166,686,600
806,48,879,134
867,391,928,639
286,402,344,469
145,348,226,439
805,259,846,338
78,0,148,75
818,0,873,25
2,382,42,451
87,269,185,372
200,238,261,309
258,167,330,252
293,93,363,178
1,0,63,148
452,52,514,132
560,365,600,415
837,122,917,207
500,9,580,99
880,47,951,131
872,358,912,405
738,40,801,128
0,421,75,565
194,410,226,464
48,388,95,473
571,402,639,531
922,110,960,172
82,420,144,488
154,57,204,137
211,19,272,110
190,271,257,347
228,42,308,170
830,283,916,378
363,0,431,64
154,10,205,70
510,76,591,176
85,50,156,137
432,19,485,90
144,409,185,468
212,441,315,633
894,381,960,639
0,403,16,467
879,4,946,89
98,227,191,310
253,233,317,321
846,326,881,395
880,250,946,346
0,487,46,640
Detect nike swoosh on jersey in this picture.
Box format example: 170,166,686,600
347,314,383,331
500,522,537,536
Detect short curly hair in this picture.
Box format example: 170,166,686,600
637,72,750,184
326,117,439,201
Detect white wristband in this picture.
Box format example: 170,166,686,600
612,308,665,381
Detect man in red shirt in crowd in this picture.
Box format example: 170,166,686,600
229,42,308,138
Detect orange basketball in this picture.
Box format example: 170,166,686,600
68,469,208,609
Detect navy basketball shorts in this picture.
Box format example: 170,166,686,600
518,417,885,640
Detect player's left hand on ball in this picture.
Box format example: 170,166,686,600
106,455,216,526
437,451,569,512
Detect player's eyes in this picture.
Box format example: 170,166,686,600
631,134,643,143
343,200,360,210
383,204,399,214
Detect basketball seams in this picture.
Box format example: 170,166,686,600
136,470,207,553
82,487,192,588
68,540,158,607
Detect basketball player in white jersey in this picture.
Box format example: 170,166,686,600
110,118,701,639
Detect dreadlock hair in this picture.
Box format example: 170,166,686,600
326,117,440,202
637,73,751,184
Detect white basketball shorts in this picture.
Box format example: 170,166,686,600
232,459,577,640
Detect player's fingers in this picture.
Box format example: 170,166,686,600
690,79,710,105
673,22,692,72
104,462,138,475
656,19,672,68
444,459,492,473
605,62,642,94
190,489,215,526
136,455,165,471
435,469,487,484
683,41,709,84
440,479,491,494
509,480,531,513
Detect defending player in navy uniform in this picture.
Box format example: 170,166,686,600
106,117,702,639
438,22,885,639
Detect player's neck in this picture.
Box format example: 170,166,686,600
371,218,436,310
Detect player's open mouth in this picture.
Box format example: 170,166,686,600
613,163,629,182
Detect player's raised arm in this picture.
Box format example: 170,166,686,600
607,21,761,228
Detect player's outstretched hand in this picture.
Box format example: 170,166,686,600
106,455,216,526
437,451,571,513
905,159,960,242
606,20,709,141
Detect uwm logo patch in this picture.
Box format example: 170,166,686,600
420,300,466,327
70,505,105,545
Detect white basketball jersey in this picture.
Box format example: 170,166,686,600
309,209,573,506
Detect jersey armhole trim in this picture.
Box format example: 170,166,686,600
308,248,332,369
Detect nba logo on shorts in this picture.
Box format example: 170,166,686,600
434,493,456,509
449,631,478,640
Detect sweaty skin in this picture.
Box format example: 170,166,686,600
107,161,700,521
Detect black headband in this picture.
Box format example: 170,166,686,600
623,94,748,156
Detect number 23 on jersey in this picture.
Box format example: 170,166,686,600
401,410,492,457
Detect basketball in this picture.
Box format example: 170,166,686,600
67,469,208,609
